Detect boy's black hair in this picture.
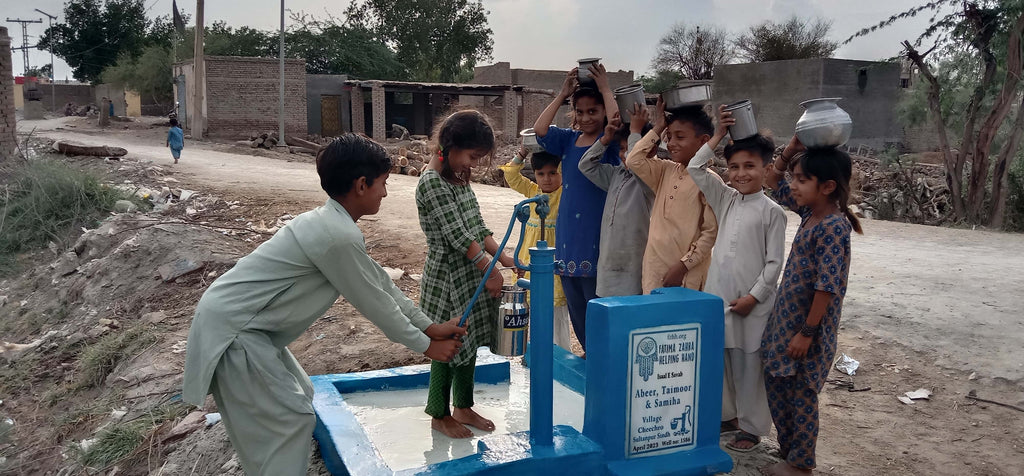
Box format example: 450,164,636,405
667,106,714,137
797,146,864,234
530,151,561,172
169,118,179,128
316,133,392,198
724,134,775,165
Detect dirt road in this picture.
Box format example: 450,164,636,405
26,119,1024,384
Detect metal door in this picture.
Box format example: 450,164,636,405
321,95,342,138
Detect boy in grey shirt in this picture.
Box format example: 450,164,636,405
579,105,656,297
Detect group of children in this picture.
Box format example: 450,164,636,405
182,60,861,475
418,63,862,476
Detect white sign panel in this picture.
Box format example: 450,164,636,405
626,324,700,458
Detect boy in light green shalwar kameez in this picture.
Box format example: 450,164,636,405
182,134,466,476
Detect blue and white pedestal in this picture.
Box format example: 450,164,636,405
584,287,734,476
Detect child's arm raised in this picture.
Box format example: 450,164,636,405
590,63,618,121
688,105,734,212
499,146,540,198
767,135,804,191
579,115,620,191
625,98,669,192
533,68,577,138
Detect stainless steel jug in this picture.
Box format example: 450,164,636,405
491,285,529,356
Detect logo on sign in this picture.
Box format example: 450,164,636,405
635,336,658,381
503,312,528,329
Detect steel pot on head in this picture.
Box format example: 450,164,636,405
723,100,757,140
577,58,601,87
662,84,711,110
794,98,853,148
520,128,543,153
614,84,646,123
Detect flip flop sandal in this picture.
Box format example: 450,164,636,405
726,431,761,453
720,420,740,434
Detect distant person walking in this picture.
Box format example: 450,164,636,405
167,118,184,164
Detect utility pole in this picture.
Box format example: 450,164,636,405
279,0,285,146
34,9,57,113
5,18,42,75
192,0,205,139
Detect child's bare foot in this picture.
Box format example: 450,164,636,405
453,407,495,432
431,416,473,438
760,461,812,476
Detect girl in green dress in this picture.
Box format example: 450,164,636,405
416,110,515,438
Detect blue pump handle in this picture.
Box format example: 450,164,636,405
458,194,549,327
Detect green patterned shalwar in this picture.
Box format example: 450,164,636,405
416,169,498,367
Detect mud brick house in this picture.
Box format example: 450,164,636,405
173,56,307,138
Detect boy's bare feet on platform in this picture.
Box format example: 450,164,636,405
760,461,812,476
453,407,495,432
432,416,473,439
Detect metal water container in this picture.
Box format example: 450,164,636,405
491,285,529,356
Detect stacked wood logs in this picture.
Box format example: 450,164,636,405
248,132,279,149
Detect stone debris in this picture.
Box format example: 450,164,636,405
904,388,932,400
158,258,204,282
0,330,61,361
383,267,405,281
142,310,168,324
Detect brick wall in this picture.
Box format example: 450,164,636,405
351,87,365,134
203,56,307,138
0,27,16,161
370,83,385,140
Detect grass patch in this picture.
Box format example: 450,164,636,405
79,422,144,468
75,326,157,390
0,158,139,277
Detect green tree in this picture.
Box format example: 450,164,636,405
345,0,494,82
849,0,1024,227
25,64,53,79
735,16,838,62
37,0,150,83
287,14,407,79
651,23,734,80
639,69,685,93
101,45,174,104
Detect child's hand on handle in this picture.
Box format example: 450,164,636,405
425,317,468,340
600,113,622,146
728,295,757,317
782,135,806,161
661,261,688,288
424,338,464,362
630,103,649,134
785,333,812,360
559,68,579,99
590,63,611,93
706,104,736,151
484,270,504,298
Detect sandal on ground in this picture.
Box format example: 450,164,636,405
726,431,761,453
720,420,739,434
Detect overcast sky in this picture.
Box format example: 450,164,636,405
6,0,939,81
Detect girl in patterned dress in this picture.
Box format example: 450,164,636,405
760,137,863,476
416,110,515,439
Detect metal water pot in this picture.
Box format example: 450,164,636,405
521,128,543,153
491,285,529,356
577,58,601,87
794,98,853,148
723,100,757,140
614,84,646,123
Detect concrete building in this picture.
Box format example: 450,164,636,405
173,56,307,138
307,75,351,138
713,58,903,151
346,80,525,142
472,62,637,130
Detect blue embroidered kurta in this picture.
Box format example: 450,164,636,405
536,126,620,277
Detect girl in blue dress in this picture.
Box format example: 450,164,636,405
532,64,620,352
760,137,863,476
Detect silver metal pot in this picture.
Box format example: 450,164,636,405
491,285,529,357
614,84,646,123
794,98,852,148
724,100,757,140
577,58,601,87
520,128,543,153
662,84,711,110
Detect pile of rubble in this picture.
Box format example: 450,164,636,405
852,156,950,224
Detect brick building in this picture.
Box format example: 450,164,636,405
173,56,307,138
1,27,16,161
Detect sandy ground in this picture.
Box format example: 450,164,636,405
16,117,1024,475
